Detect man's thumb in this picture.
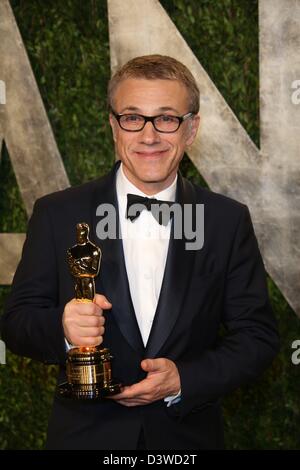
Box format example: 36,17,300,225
141,359,156,372
93,294,112,309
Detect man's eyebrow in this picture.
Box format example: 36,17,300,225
118,106,141,113
158,106,180,113
118,106,181,114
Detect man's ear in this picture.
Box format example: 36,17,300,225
109,113,117,142
186,114,200,146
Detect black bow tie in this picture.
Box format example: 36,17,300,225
126,193,174,226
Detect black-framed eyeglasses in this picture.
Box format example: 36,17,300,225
111,110,194,133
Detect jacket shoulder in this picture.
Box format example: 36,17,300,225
191,181,248,214
34,178,102,211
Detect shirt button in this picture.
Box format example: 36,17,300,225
144,272,152,280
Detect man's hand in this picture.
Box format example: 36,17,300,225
62,294,112,347
110,358,181,406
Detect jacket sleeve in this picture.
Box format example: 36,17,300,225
0,197,67,365
175,205,280,418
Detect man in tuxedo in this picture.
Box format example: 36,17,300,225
1,55,279,450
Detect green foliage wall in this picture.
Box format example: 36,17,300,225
0,0,299,449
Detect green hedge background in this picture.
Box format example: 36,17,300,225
0,0,299,449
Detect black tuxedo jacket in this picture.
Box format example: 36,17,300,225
1,162,279,450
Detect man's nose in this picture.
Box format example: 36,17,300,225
139,121,161,144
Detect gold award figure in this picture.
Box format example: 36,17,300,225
67,222,101,302
58,222,121,400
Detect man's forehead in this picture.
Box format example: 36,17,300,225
114,77,186,92
118,104,181,114
113,78,189,112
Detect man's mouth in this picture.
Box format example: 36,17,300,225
135,149,168,157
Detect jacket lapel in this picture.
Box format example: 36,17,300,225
90,161,145,355
145,173,198,358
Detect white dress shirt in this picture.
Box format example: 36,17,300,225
116,163,177,346
116,164,181,406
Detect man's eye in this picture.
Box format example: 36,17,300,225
123,115,142,122
158,115,178,123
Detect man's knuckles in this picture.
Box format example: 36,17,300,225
78,315,103,327
81,326,104,337
66,301,103,317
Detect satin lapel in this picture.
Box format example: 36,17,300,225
145,173,198,358
90,161,144,355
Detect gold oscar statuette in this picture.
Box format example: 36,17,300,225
58,222,121,399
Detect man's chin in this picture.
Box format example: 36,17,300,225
135,173,168,185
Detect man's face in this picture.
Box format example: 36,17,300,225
109,78,200,194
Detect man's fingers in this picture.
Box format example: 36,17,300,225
77,315,105,328
69,300,103,316
114,399,149,407
77,326,105,337
111,382,151,400
76,336,103,347
63,298,106,346
94,294,112,310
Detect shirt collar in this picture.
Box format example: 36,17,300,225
116,162,177,202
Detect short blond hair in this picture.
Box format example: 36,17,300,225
108,54,200,113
